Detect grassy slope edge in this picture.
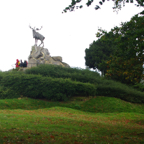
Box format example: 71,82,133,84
0,65,144,143
0,96,144,144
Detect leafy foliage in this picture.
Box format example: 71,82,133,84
16,65,144,103
25,64,101,84
0,72,97,101
62,0,144,13
132,82,144,92
106,56,144,85
96,79,144,103
104,14,144,85
0,86,19,99
85,29,119,76
0,64,144,103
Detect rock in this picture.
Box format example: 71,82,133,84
61,62,70,68
27,46,70,68
52,56,62,62
28,58,37,67
18,67,31,71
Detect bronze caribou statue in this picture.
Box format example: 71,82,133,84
29,26,45,48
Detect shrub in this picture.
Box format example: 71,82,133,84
132,83,144,92
96,79,144,103
0,73,97,101
0,86,19,99
24,65,144,103
24,64,101,84
1,65,144,103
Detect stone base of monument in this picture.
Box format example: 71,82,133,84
27,46,70,68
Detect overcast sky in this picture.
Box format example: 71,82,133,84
0,0,143,71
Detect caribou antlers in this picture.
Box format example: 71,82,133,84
29,25,43,31
29,25,33,29
36,26,43,31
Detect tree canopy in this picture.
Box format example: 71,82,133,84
106,14,144,85
85,29,119,76
85,12,144,85
62,0,144,13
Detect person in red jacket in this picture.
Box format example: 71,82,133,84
15,59,20,68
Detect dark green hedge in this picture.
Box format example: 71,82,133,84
96,81,144,103
24,64,101,84
1,65,144,103
24,65,144,103
0,86,20,99
0,73,97,101
132,83,144,92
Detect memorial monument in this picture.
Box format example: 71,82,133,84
28,26,70,68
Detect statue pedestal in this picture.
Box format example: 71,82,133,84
28,46,70,68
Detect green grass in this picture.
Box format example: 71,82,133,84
0,65,144,143
0,97,144,144
0,96,144,114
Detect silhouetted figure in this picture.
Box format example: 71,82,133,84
23,60,27,67
19,60,23,67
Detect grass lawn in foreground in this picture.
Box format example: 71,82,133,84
0,96,144,144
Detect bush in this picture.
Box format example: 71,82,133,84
24,65,144,103
132,83,144,92
96,79,144,103
1,64,144,103
0,86,20,99
0,73,97,101
24,64,101,84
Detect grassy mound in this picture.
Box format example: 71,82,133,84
24,64,101,84
0,97,144,144
25,64,144,103
0,96,144,114
0,64,144,103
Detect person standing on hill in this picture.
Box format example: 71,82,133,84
19,60,24,67
15,59,20,68
23,60,27,67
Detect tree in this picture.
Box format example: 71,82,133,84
106,56,144,85
88,12,144,84
105,13,144,85
85,29,119,76
62,0,144,13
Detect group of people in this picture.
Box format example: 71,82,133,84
15,59,28,68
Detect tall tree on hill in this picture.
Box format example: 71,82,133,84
86,11,144,83
105,13,144,85
62,0,144,13
85,29,119,76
